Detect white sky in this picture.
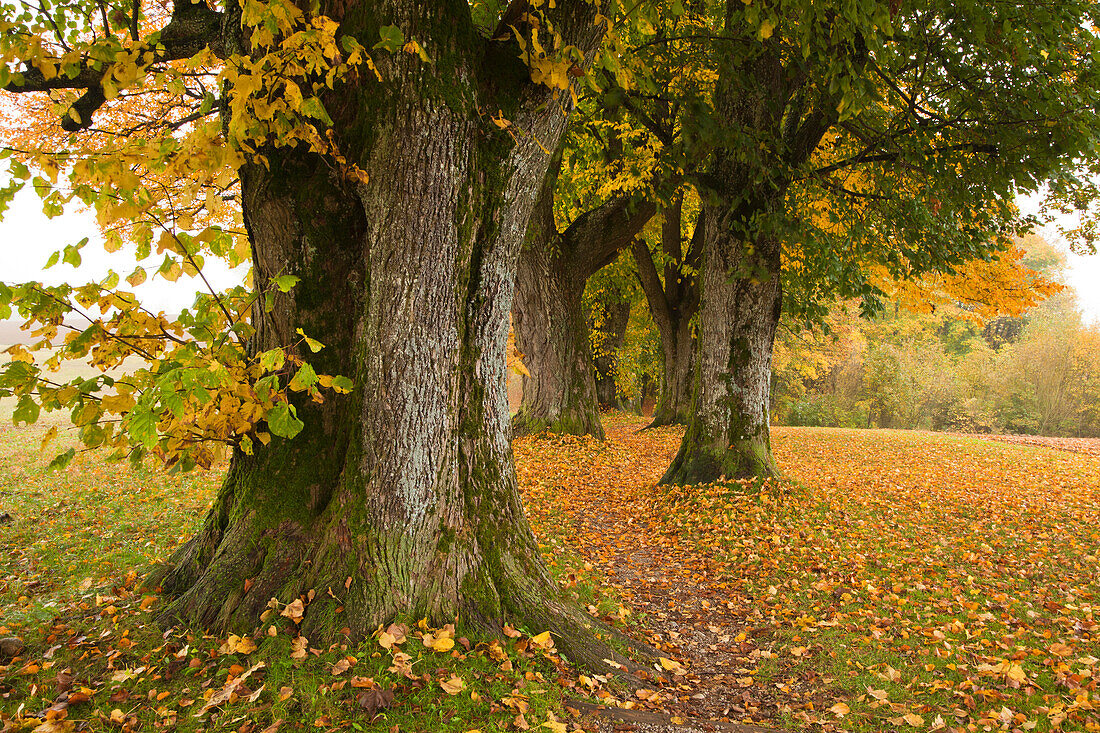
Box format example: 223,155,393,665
0,186,243,314
0,180,1098,323
1055,236,1100,325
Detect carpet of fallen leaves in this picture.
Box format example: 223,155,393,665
516,418,1100,733
960,433,1100,460
3,414,1100,733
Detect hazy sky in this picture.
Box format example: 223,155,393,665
1,187,244,314
1,184,1098,322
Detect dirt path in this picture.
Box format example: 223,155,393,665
520,418,791,733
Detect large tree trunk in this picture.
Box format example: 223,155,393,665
511,180,654,438
660,12,827,483
156,2,644,673
661,216,782,483
512,178,605,438
633,200,700,428
652,316,695,426
592,296,631,409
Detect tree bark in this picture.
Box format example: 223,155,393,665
661,25,790,483
592,295,631,409
661,216,782,483
154,1,647,673
633,199,700,428
512,174,605,438
511,178,654,438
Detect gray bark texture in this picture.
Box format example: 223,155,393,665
145,1,652,673
511,175,654,438
662,34,787,484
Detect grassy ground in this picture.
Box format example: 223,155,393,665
657,427,1100,731
2,415,1099,731
0,417,618,733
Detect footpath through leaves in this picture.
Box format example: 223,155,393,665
3,415,1100,731
516,417,1100,732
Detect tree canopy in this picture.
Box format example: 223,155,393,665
2,0,1099,669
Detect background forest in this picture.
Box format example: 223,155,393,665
772,235,1100,436
583,233,1100,439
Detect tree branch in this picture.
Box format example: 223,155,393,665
811,142,998,178
785,94,839,168
631,239,674,340
564,196,657,278
4,0,223,131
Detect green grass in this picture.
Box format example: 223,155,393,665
0,421,617,732
655,427,1100,731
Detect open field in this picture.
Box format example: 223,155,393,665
2,417,1099,731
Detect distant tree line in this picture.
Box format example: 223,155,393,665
771,238,1100,437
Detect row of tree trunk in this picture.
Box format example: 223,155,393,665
511,182,781,487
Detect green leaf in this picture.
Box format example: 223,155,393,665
274,275,300,292
289,363,319,392
13,395,40,426
266,402,304,439
47,448,76,472
330,375,354,393
128,404,159,448
296,328,324,352
259,348,286,372
301,97,334,126
62,240,86,267
374,25,404,53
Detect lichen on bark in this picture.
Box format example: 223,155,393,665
153,1,651,678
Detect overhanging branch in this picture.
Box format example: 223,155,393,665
4,0,223,131
811,142,999,178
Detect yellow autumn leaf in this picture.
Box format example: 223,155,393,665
101,393,137,414
530,631,553,649
220,634,257,655
658,657,686,674
829,702,850,717
422,632,455,652
440,674,465,695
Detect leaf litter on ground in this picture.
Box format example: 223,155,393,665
3,414,1100,732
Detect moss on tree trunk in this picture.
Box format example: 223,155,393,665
155,1,650,677
661,218,782,485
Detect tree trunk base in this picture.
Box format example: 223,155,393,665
660,435,779,485
511,408,606,440
645,408,689,429
151,459,652,680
